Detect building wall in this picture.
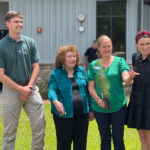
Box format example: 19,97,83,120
9,0,96,64
0,0,149,64
0,2,8,29
143,4,150,30
126,1,150,63
126,0,138,63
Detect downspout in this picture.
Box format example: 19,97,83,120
138,0,144,31
141,0,144,30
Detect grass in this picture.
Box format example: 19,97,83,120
0,104,141,150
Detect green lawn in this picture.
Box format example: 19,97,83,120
0,104,141,150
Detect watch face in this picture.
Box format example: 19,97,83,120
77,14,85,22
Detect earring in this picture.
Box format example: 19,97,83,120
62,64,65,68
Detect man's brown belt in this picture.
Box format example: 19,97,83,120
17,81,29,86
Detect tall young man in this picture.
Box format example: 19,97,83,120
0,11,45,150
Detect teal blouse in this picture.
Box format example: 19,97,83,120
48,66,93,118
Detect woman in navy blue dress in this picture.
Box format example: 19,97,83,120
127,30,150,150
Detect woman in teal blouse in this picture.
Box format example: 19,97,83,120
88,35,132,150
48,44,93,150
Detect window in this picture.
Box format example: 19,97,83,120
96,1,126,57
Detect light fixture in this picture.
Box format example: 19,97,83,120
77,13,86,33
77,13,86,22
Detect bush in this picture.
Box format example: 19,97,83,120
38,78,49,99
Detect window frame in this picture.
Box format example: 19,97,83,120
96,0,126,57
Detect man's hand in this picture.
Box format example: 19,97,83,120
19,94,29,102
19,85,33,102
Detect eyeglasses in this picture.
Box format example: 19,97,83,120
135,30,150,43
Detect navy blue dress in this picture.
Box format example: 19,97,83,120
127,53,150,129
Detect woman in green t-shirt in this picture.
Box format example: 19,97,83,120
88,35,133,150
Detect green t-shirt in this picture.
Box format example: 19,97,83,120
88,56,129,113
0,35,40,82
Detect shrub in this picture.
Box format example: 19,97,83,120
38,78,49,99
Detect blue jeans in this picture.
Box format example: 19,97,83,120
93,105,127,150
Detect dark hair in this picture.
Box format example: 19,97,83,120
5,11,23,22
135,30,150,43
